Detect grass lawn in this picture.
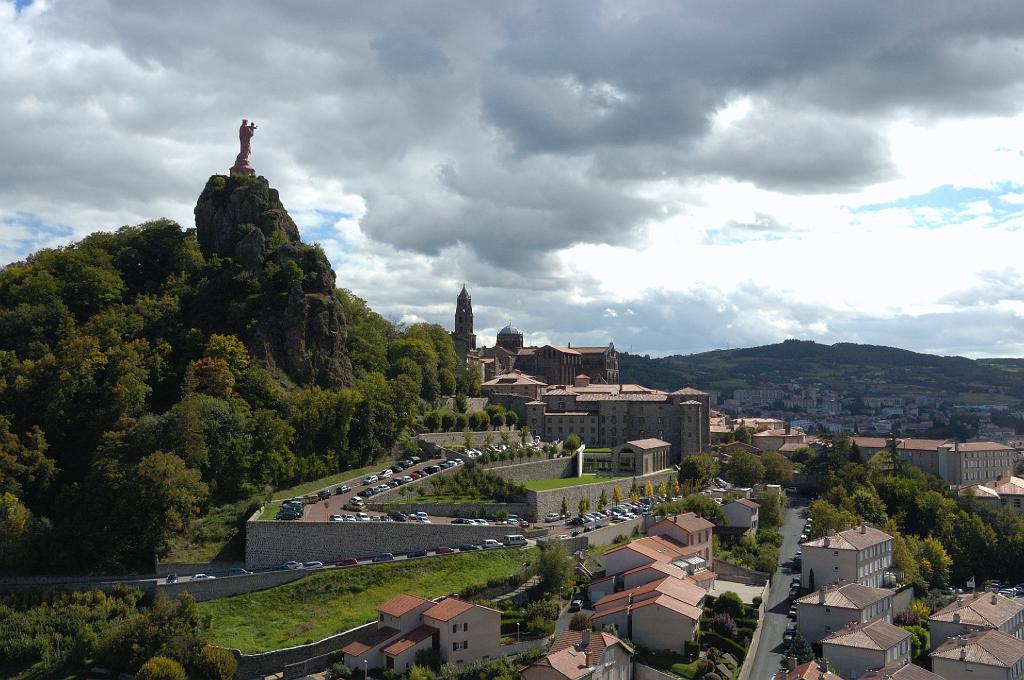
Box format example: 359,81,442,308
164,497,259,563
199,548,538,653
585,447,612,453
523,474,629,491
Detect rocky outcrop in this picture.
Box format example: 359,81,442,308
194,174,352,389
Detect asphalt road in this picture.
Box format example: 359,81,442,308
747,496,809,680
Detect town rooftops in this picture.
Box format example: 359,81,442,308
422,597,479,622
545,388,577,397
595,574,705,609
341,625,400,657
801,523,891,551
949,441,1015,452
931,629,1024,668
377,593,433,617
929,590,1024,629
773,660,842,680
966,476,1024,497
821,619,911,651
382,625,435,657
604,534,698,564
859,661,943,680
654,511,715,534
481,371,547,387
851,437,890,449
533,630,633,679
624,438,671,450
796,582,892,610
671,387,708,395
730,498,760,510
897,438,948,450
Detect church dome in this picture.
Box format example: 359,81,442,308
499,325,523,336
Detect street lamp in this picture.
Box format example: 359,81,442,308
516,622,520,642
364,658,368,680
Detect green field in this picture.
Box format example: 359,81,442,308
523,474,629,491
199,548,538,653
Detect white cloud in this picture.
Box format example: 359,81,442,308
4,1,1024,358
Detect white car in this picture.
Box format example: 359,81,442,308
193,573,216,580
545,512,562,522
363,474,379,485
356,513,371,521
380,469,393,478
415,516,432,524
412,511,429,520
481,539,502,549
329,514,343,521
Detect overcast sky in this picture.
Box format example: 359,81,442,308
5,1,1024,358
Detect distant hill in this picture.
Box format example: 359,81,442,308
618,339,1024,402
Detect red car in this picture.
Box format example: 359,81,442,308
336,557,359,567
410,471,422,480
435,545,455,554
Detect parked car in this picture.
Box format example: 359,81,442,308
412,511,429,521
399,476,414,484
337,557,359,566
787,606,797,619
390,512,409,522
372,553,395,562
545,512,562,522
226,569,251,577
458,543,480,551
503,534,528,546
569,599,583,612
451,517,471,524
481,539,502,549
317,489,331,501
165,573,177,583
356,513,371,521
302,561,324,569
380,468,393,478
415,516,431,524
435,545,455,554
330,514,343,521
363,474,379,485
410,456,421,464
193,573,215,580
285,561,301,570
410,471,422,480
408,549,428,558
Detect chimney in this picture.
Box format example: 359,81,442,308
992,592,998,605
819,587,826,604
959,636,967,660
860,521,867,534
785,422,791,435
786,656,797,671
581,629,591,648
824,536,830,548
953,612,961,624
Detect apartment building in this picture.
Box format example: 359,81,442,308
820,620,912,680
591,576,706,653
795,582,894,644
851,437,1013,485
960,476,1024,515
929,590,1024,649
930,629,1024,680
800,523,893,590
521,629,633,680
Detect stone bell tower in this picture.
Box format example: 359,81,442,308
451,284,476,365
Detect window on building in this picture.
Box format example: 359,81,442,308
452,624,458,633
463,623,469,631
453,643,458,651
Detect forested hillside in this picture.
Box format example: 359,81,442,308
620,339,1024,400
0,174,460,573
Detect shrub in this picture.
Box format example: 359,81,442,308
569,613,592,631
326,662,352,679
192,646,237,680
701,631,746,660
136,656,186,680
712,591,745,619
710,612,738,640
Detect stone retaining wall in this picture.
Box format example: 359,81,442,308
155,561,247,577
245,520,533,569
229,621,377,680
487,456,576,484
529,471,678,519
156,568,309,603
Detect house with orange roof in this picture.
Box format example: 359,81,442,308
521,629,633,680
342,594,500,673
929,629,1024,680
591,576,706,653
960,475,1024,516
722,497,760,535
820,619,912,680
773,659,842,680
646,512,715,566
928,589,1024,649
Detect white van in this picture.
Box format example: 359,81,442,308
502,534,527,547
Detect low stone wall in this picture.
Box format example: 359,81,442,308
737,581,771,680
155,561,247,578
245,520,534,569
893,584,914,615
417,428,514,449
529,471,678,519
229,621,377,680
713,559,771,586
156,568,309,603
635,663,678,680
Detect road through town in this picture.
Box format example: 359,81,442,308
746,496,808,680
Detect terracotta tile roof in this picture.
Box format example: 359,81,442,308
482,372,547,386
633,594,703,621
545,388,578,396
382,625,436,656
929,590,1024,629
821,620,910,651
575,393,668,402
988,476,1024,494
897,438,947,451
624,438,671,450
860,661,944,679
851,437,890,449
953,441,1015,452
377,593,433,617
773,660,842,680
620,561,690,582
341,626,399,656
654,512,715,534
543,344,582,356
689,569,716,583
801,524,891,551
573,347,611,354
731,498,760,509
548,411,594,417
960,484,1001,498
422,597,476,622
671,387,708,395
795,582,892,610
594,575,705,610
534,631,629,680
604,535,698,566
931,629,1024,667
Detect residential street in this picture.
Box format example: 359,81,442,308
746,495,808,680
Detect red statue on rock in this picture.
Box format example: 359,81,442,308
230,119,257,176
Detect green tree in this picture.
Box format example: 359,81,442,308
564,432,582,452
538,542,574,595
713,591,745,619
755,490,783,530
612,486,623,505
505,411,519,427
424,411,442,432
560,497,569,517
724,451,765,487
136,657,186,680
789,632,814,664
192,646,237,680
850,487,888,525
761,452,794,484
578,497,590,517
679,452,718,488
597,489,608,511
733,425,752,445
808,499,859,538
408,665,437,680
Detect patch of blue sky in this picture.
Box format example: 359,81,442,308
297,209,354,254
852,183,1024,230
0,211,75,262
13,0,33,12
